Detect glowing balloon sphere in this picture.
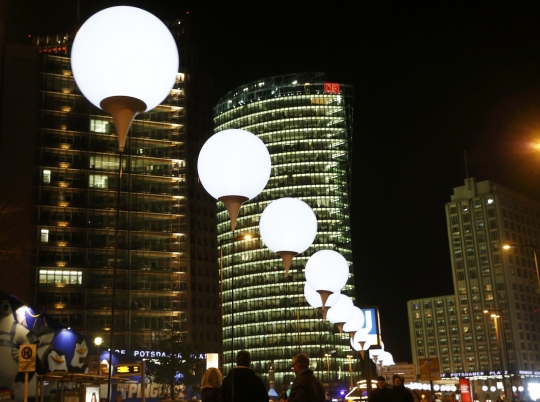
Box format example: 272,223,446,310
198,129,271,230
305,250,349,294
326,294,354,324
304,283,340,309
342,307,365,334
71,6,178,112
260,198,317,254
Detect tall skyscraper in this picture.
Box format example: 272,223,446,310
213,72,355,391
0,17,220,353
408,178,540,386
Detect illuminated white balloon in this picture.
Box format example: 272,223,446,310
305,250,349,308
304,283,340,309
72,6,178,111
353,329,372,350
342,307,365,334
379,351,395,366
71,7,179,152
326,294,354,332
260,198,317,275
198,129,271,231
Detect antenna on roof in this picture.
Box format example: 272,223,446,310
464,150,469,179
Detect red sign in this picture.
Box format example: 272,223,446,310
324,82,340,94
460,378,472,402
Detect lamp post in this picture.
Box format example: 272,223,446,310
351,330,373,394
484,309,511,399
502,244,540,292
94,336,103,374
325,353,331,392
71,7,179,402
347,355,354,390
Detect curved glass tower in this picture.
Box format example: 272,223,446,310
214,72,355,393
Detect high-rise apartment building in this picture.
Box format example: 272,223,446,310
408,178,540,384
0,17,220,353
213,72,355,391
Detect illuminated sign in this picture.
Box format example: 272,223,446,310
115,364,141,376
440,370,510,378
359,307,381,347
324,82,340,94
460,378,472,402
112,349,207,360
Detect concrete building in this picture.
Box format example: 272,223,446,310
0,17,220,354
213,72,355,391
408,178,540,391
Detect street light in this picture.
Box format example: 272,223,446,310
347,355,354,390
502,243,540,292
71,7,179,402
325,353,331,392
483,309,511,399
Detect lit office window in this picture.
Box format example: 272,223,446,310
43,169,51,183
39,269,82,285
89,174,108,188
90,119,109,133
40,229,49,242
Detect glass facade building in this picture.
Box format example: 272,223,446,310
213,72,355,391
0,19,220,354
408,178,540,391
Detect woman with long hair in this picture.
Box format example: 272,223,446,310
201,367,222,402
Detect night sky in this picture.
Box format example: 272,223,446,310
7,0,540,363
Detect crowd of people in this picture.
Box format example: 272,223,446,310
199,350,426,402
200,350,326,402
368,375,414,402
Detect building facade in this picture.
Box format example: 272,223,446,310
0,18,220,354
213,72,355,391
408,178,540,386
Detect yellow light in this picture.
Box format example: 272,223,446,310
502,244,511,250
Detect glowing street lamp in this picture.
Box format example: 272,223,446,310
502,243,540,292
198,129,271,231
259,197,317,276
484,309,511,398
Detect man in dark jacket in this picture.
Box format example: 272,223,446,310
289,353,325,402
369,376,391,402
221,350,267,402
390,374,413,402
